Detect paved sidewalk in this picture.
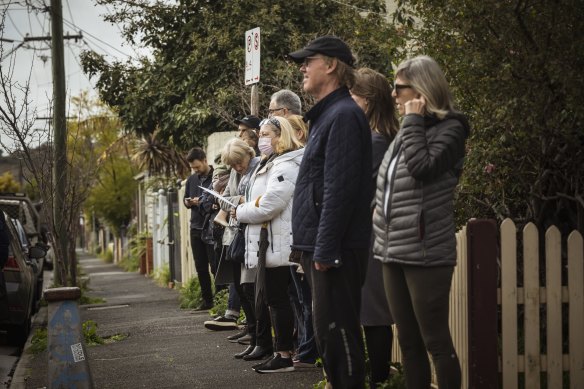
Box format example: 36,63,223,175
12,252,322,388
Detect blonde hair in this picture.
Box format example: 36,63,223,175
260,116,303,154
221,138,255,166
286,115,308,145
395,55,456,119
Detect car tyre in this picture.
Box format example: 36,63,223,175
9,316,32,347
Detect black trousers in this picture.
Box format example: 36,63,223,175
301,249,368,389
190,229,216,305
230,262,272,347
382,263,461,389
264,266,295,352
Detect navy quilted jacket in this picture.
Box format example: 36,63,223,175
291,87,372,264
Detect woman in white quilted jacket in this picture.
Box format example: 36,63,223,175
232,116,304,373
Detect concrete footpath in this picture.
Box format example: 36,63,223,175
11,252,322,388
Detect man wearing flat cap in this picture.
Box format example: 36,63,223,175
288,36,372,388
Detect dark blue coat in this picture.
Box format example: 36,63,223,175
291,87,372,265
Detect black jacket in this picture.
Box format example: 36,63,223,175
184,167,214,230
372,113,470,266
291,87,372,265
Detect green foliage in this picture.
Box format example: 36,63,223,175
99,247,114,263
82,0,401,149
83,320,105,346
377,363,406,389
85,155,138,237
78,272,106,305
0,171,20,192
179,276,203,309
153,264,171,287
394,0,584,231
28,328,48,355
119,231,150,272
208,288,229,318
118,252,140,272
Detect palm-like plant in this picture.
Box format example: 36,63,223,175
132,130,189,178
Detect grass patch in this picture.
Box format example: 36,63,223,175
28,328,47,355
153,264,171,287
83,320,127,346
83,320,105,346
98,247,114,263
118,252,140,272
313,362,405,388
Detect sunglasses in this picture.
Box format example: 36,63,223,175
393,83,413,93
260,117,281,130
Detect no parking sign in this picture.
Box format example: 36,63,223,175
245,27,260,85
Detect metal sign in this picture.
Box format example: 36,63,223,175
245,27,260,85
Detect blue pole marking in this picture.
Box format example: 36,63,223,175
48,299,93,388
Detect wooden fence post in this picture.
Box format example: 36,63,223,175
467,219,499,389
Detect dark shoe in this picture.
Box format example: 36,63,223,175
242,345,273,361
254,353,294,373
194,301,213,311
252,355,275,370
292,359,317,369
234,345,255,359
227,327,248,342
204,315,238,331
236,334,252,345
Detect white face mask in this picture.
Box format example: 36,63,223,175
258,137,274,156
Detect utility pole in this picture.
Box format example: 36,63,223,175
50,0,71,285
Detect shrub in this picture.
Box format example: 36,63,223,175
179,276,203,309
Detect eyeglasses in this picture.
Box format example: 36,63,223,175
393,83,413,94
260,117,281,130
268,107,285,115
301,56,324,68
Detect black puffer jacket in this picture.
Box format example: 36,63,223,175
372,112,469,266
292,87,372,264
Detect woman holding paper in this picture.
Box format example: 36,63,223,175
231,116,304,373
217,138,266,356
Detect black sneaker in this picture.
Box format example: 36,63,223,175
204,315,238,331
194,301,213,311
227,327,248,342
254,354,294,374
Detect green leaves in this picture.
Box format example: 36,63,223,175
396,0,584,229
84,0,400,150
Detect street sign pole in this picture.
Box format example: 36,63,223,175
245,27,260,116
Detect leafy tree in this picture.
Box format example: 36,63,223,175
393,0,584,232
85,153,137,236
69,94,139,237
81,0,401,148
0,171,20,192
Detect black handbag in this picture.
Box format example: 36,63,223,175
226,224,246,263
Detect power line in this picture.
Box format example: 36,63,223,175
62,17,130,58
82,37,115,58
66,42,92,85
64,0,74,28
7,10,25,37
104,3,140,57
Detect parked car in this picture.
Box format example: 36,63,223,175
0,212,45,346
0,192,51,270
11,218,44,309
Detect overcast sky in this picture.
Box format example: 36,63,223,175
1,0,143,153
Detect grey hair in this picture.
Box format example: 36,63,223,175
270,89,302,115
395,55,456,119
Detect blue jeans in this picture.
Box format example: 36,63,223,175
290,266,318,363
